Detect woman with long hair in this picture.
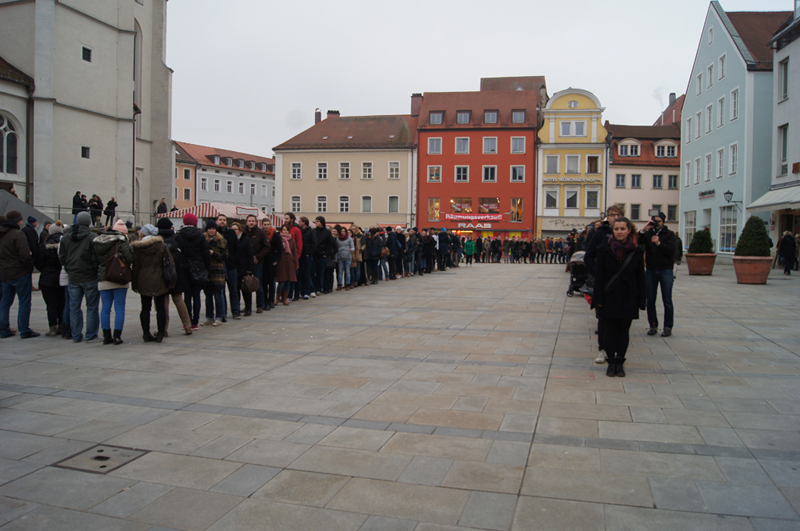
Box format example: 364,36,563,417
92,219,134,344
275,224,298,305
131,224,173,342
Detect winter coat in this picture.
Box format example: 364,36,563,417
313,227,335,259
423,235,437,255
0,220,33,282
230,233,253,277
131,236,172,297
386,232,398,258
395,232,406,258
366,234,383,261
593,240,646,321
465,240,476,255
780,235,797,260
335,235,355,261
276,237,298,282
36,232,63,289
352,232,362,263
484,239,492,252
104,200,117,217
503,239,511,253
72,193,84,215
584,222,612,275
175,226,211,287
436,232,449,253
22,223,39,261
245,225,270,264
535,240,545,254
93,231,134,290
58,224,98,283
159,227,189,294
205,232,228,288
288,224,303,256
265,229,283,267
301,226,316,258
218,227,238,270
638,226,676,271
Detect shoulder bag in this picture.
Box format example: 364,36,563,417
162,244,178,289
105,242,132,285
241,273,259,294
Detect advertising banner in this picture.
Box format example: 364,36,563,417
444,213,503,221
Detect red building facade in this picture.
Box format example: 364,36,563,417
416,82,544,239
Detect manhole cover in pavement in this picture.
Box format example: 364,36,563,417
55,445,148,474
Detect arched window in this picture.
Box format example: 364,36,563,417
0,114,18,175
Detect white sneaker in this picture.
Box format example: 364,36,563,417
213,320,222,327
310,292,316,298
202,319,213,327
594,350,607,364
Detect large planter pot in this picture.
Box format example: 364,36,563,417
685,253,717,275
732,256,773,284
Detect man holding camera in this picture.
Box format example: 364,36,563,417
639,211,676,337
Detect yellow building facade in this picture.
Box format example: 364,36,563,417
536,88,608,237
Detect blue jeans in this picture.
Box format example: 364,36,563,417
379,258,388,280
226,268,240,316
337,259,351,286
0,275,33,337
69,280,100,342
645,268,674,330
63,286,71,335
350,263,360,285
204,286,224,320
100,287,127,331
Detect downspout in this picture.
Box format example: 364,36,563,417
26,83,34,207
604,132,613,215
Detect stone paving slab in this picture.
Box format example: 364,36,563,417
1,263,800,529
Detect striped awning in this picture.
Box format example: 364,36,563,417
156,203,281,226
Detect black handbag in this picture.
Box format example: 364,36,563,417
162,245,177,289
326,257,336,269
241,274,259,294
104,243,131,285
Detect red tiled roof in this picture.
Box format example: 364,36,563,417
653,94,684,127
417,90,540,130
606,123,681,141
175,141,275,175
480,76,546,92
726,11,792,70
0,56,33,85
273,115,418,151
174,142,196,165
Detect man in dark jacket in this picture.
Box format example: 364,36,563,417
244,214,269,313
156,198,168,214
312,217,335,293
0,211,38,338
175,213,211,327
638,211,676,337
298,216,316,298
21,216,39,262
72,191,83,223
216,214,239,320
436,228,450,271
59,211,100,342
385,227,398,280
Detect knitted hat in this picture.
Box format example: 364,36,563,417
205,219,217,231
27,216,37,224
182,213,198,226
49,222,64,235
396,225,403,231
140,224,158,237
112,219,128,234
5,210,22,222
76,211,92,226
156,217,173,230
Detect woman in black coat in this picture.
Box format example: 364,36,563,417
592,216,646,378
156,217,194,334
779,231,797,276
104,197,118,228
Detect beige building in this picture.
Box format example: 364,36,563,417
0,0,172,224
274,109,418,228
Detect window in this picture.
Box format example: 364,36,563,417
717,148,724,178
587,155,599,174
565,155,580,174
455,138,469,154
545,190,558,209
339,195,349,213
652,204,662,214
694,158,701,184
261,184,267,197
695,112,701,138
450,197,473,214
428,166,441,182
731,89,739,120
388,196,399,213
706,105,713,133
779,59,789,101
653,175,663,189
616,174,626,188
631,204,641,220
779,125,789,175
718,97,725,127
668,175,678,189
455,166,469,182
719,54,726,79
484,111,498,124
361,196,372,213
719,205,738,253
226,181,233,193
456,111,470,124
619,144,639,157
656,145,665,157
291,163,301,179
631,174,641,189
317,195,327,213
510,166,525,182
362,161,373,179
428,198,440,221
708,27,713,44
339,162,350,179
512,110,525,123
317,162,327,180
619,145,629,157
238,182,245,195
545,155,559,174
685,211,696,245
586,190,598,209
174,187,178,200
686,118,692,143
214,179,221,192
697,73,703,95
183,168,191,180
428,137,442,154
389,161,400,180
483,137,497,154
667,205,678,222
510,198,523,222
707,65,713,88
82,46,92,62
482,166,497,182
685,162,691,187
251,183,256,195
565,190,578,209
511,137,525,154
200,177,208,192
183,188,191,200
667,146,676,157
478,197,500,214
429,112,443,125
730,143,738,174
705,154,712,181
560,121,586,137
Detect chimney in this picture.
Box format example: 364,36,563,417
410,93,422,116
314,108,321,124
327,110,340,119
669,92,676,105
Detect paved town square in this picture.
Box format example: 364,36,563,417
1,263,799,531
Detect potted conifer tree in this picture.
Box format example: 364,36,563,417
732,216,773,284
685,229,716,275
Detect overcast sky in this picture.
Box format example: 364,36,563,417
166,0,793,158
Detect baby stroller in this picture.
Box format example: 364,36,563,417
566,251,587,297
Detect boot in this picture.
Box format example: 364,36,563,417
155,332,164,343
102,329,113,345
141,312,155,342
113,329,124,345
606,354,616,377
615,359,626,378
46,325,59,337
282,292,290,305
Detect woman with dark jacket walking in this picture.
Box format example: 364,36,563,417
592,216,646,378
131,224,173,342
36,221,67,336
275,224,298,305
175,213,210,330
156,218,192,335
93,219,134,344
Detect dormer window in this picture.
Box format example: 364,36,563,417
484,111,498,124
249,161,255,170
429,112,443,125
512,110,526,123
456,111,470,124
655,142,677,158
618,142,640,157
237,159,244,168
225,157,233,166
213,155,220,165
260,163,267,171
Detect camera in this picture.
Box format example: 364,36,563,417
647,209,660,225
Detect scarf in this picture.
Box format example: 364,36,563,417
338,232,349,241
281,232,292,254
265,227,275,240
609,234,637,261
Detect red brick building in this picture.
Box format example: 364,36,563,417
416,78,546,239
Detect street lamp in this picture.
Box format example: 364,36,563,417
723,190,742,210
